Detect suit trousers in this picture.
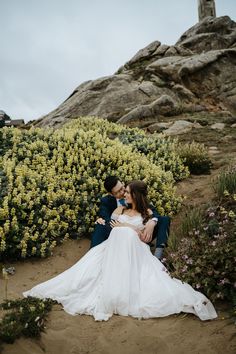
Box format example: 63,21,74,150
90,223,112,248
152,215,170,247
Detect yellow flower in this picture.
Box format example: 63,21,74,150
228,210,235,219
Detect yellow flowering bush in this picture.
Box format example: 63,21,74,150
65,117,189,181
0,120,182,260
177,141,212,175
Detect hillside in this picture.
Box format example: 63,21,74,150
1,123,236,354
1,13,236,353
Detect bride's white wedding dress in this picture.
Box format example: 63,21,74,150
23,214,217,321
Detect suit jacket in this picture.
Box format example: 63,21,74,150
98,195,159,223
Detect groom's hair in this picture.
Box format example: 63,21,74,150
104,176,119,193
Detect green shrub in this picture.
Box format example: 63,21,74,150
213,166,236,199
0,128,14,157
0,121,182,260
168,206,204,252
0,297,54,344
65,117,190,181
177,141,212,175
166,199,236,302
179,206,204,237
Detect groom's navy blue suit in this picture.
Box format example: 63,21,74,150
90,195,170,249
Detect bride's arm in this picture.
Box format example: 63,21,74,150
110,206,125,220
139,208,156,243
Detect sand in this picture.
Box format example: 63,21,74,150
1,238,235,354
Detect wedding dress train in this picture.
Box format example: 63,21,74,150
23,214,217,321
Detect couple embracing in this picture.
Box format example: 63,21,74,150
90,176,170,260
24,178,217,321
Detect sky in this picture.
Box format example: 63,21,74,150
1,0,236,122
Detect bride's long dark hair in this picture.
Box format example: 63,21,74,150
127,180,150,223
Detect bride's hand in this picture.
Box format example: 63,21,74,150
95,217,105,225
110,220,139,233
110,220,130,228
110,220,122,228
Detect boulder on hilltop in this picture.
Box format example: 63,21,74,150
34,16,236,128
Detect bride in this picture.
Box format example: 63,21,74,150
23,180,217,321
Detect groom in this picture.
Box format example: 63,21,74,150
90,176,170,259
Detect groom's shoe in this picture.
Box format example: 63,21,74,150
154,246,164,260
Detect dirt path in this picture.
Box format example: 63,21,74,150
1,130,236,354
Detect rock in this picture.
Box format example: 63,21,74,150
34,16,236,128
3,266,15,275
146,56,184,82
185,104,207,113
208,146,220,154
0,110,11,121
192,122,203,129
173,84,195,100
126,40,161,66
165,46,178,56
147,122,173,133
138,81,161,97
220,135,233,142
176,16,236,53
117,105,152,124
150,74,166,87
147,49,236,84
231,123,236,128
175,46,193,56
150,95,178,114
210,123,225,130
152,44,170,56
217,110,233,117
163,120,198,136
117,95,178,124
36,75,162,127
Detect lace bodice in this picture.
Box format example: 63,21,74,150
111,213,144,229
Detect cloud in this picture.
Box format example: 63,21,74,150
0,0,235,121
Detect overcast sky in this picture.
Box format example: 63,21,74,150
1,0,236,122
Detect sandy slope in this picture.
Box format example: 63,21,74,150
1,237,235,354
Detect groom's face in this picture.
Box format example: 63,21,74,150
111,181,125,199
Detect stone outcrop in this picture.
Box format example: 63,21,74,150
35,16,236,128
210,123,225,130
117,95,179,124
161,120,203,136
0,110,11,121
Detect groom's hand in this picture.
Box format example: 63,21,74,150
141,220,156,243
95,218,105,225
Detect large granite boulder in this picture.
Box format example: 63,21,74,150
176,16,236,52
35,16,236,128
